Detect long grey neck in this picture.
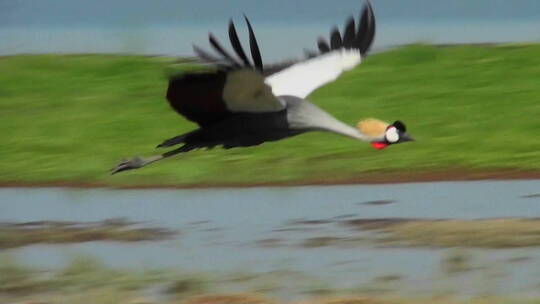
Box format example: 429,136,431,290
283,96,371,142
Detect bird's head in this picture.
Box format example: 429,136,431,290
356,119,414,150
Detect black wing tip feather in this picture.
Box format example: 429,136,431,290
342,16,356,48
330,26,343,49
228,19,252,66
208,32,242,67
357,0,376,55
317,37,330,53
192,15,264,72
190,1,374,73
244,15,264,71
323,0,375,56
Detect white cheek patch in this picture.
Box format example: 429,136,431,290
385,127,399,143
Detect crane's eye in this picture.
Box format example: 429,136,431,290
385,127,399,143
393,121,406,132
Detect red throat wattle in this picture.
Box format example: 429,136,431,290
371,142,388,150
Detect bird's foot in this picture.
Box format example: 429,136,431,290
110,156,145,175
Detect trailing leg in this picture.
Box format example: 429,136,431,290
110,145,195,175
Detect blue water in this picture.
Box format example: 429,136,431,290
1,181,540,297
2,181,540,224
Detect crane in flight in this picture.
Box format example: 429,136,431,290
112,1,414,174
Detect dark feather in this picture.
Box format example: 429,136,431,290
166,72,232,127
244,15,263,71
342,17,356,49
355,4,369,47
193,45,230,68
192,15,267,72
228,20,252,66
330,27,342,49
209,33,241,67
317,37,331,53
356,1,376,55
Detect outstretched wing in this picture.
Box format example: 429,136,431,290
166,17,284,127
265,1,376,99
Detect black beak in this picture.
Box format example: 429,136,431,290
400,133,415,142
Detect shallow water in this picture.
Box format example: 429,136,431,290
1,180,540,297
2,21,539,61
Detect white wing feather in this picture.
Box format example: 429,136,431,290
265,49,362,99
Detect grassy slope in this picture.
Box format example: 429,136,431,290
1,44,539,187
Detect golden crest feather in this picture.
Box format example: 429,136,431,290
356,118,389,138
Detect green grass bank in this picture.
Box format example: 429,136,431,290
1,44,539,187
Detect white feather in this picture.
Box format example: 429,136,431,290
265,49,362,99
223,69,285,113
386,127,399,143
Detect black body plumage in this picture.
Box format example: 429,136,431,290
111,1,388,175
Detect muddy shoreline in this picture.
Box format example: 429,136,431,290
0,219,175,249
1,169,539,190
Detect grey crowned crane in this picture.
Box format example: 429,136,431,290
111,1,414,174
